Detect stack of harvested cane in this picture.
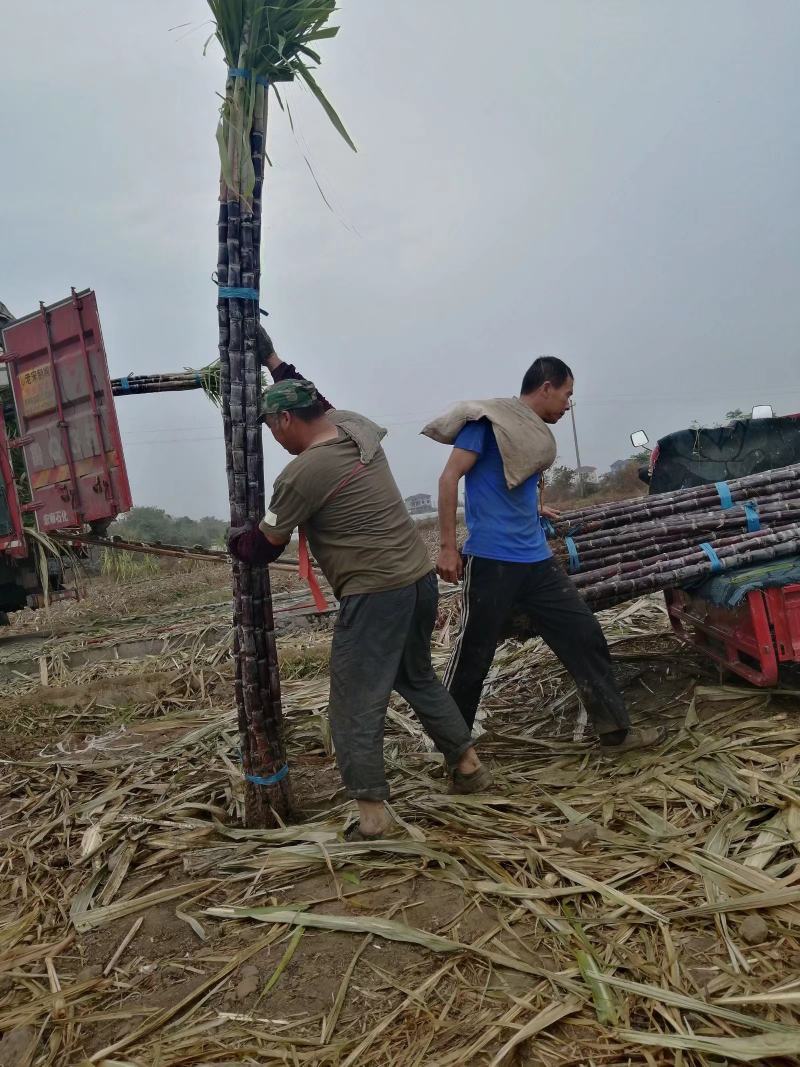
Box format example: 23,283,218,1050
551,462,800,610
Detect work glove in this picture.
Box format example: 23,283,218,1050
227,523,278,564
256,325,275,365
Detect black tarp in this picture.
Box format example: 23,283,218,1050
650,416,800,494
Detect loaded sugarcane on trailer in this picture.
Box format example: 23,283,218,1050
634,415,800,686
549,412,800,687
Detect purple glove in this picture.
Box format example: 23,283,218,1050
227,525,285,564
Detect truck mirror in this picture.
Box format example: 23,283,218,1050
630,430,649,449
751,405,774,420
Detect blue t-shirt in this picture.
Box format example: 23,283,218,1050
455,419,551,564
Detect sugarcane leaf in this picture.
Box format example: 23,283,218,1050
576,950,619,1025
295,60,356,151
305,26,340,41
616,1030,800,1062
205,905,579,985
256,924,304,1000
215,118,234,190
489,999,583,1066
295,43,323,64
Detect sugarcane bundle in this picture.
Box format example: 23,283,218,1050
111,362,223,401
584,523,800,608
207,1,353,828
557,462,800,534
548,461,800,612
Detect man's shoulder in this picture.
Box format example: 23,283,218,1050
457,417,499,453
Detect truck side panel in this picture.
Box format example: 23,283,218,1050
0,289,132,531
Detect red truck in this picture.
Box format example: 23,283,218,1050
0,289,135,617
633,414,800,686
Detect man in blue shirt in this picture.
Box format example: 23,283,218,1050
436,357,665,752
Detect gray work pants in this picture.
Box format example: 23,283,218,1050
328,571,474,801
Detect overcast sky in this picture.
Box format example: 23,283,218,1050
2,1,799,518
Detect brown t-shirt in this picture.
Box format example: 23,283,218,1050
261,431,432,599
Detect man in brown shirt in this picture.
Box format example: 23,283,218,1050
229,347,490,840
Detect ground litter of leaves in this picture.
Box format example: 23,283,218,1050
1,566,800,1066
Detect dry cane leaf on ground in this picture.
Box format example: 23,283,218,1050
1,577,800,1064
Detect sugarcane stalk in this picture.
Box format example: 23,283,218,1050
580,524,800,604
565,500,800,557
217,45,291,828
572,522,800,586
571,524,795,583
557,463,800,532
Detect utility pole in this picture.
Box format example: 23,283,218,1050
570,401,584,493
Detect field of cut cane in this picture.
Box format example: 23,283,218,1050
1,559,800,1066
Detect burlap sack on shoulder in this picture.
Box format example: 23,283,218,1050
422,397,556,489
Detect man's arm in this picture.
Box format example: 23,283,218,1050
437,447,479,583
538,478,560,521
258,327,334,411
228,470,306,564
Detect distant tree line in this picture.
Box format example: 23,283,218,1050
109,508,228,548
545,452,650,504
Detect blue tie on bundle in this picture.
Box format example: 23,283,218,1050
227,67,270,88
699,542,724,573
565,536,580,573
743,501,761,532
246,764,289,787
715,481,734,509
219,286,260,301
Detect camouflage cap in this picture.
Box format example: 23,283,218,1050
262,378,319,417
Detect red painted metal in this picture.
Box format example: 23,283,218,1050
765,585,800,663
665,584,800,687
0,289,132,532
0,405,28,559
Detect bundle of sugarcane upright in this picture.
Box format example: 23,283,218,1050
207,0,354,828
549,461,800,612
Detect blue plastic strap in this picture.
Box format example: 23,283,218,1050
245,763,289,787
194,372,202,386
118,377,130,392
219,286,260,300
699,542,724,573
228,67,270,87
743,501,760,532
715,481,734,509
565,536,580,573
541,517,556,537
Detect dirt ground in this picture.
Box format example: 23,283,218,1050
1,557,800,1065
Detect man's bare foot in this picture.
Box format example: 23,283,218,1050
455,746,481,775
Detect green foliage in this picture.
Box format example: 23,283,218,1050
109,508,228,549
207,0,355,196
549,465,576,492
100,549,160,582
189,359,223,408
546,456,648,504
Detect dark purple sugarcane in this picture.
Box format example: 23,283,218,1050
571,521,800,583
559,478,799,537
572,522,800,586
556,463,800,533
567,499,800,557
580,524,800,604
111,374,205,395
218,75,291,828
560,461,800,522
